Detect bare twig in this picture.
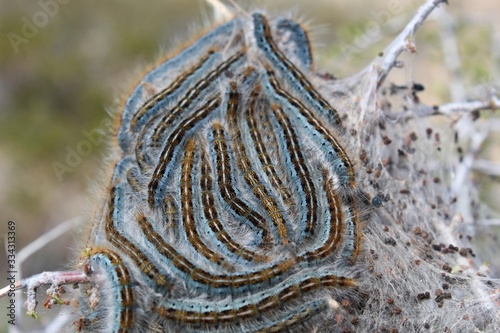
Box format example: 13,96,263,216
205,0,234,21
0,271,89,317
18,216,80,264
376,0,448,87
479,219,500,227
386,97,500,122
7,216,80,328
474,159,500,177
434,6,466,102
451,128,489,200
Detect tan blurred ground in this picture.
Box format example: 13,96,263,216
0,1,499,332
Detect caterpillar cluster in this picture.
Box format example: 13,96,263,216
77,11,370,333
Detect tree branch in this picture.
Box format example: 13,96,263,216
376,0,448,87
474,159,500,177
0,271,89,318
386,96,500,122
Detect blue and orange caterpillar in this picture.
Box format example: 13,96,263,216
79,10,368,333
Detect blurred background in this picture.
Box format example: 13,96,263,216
0,0,499,331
